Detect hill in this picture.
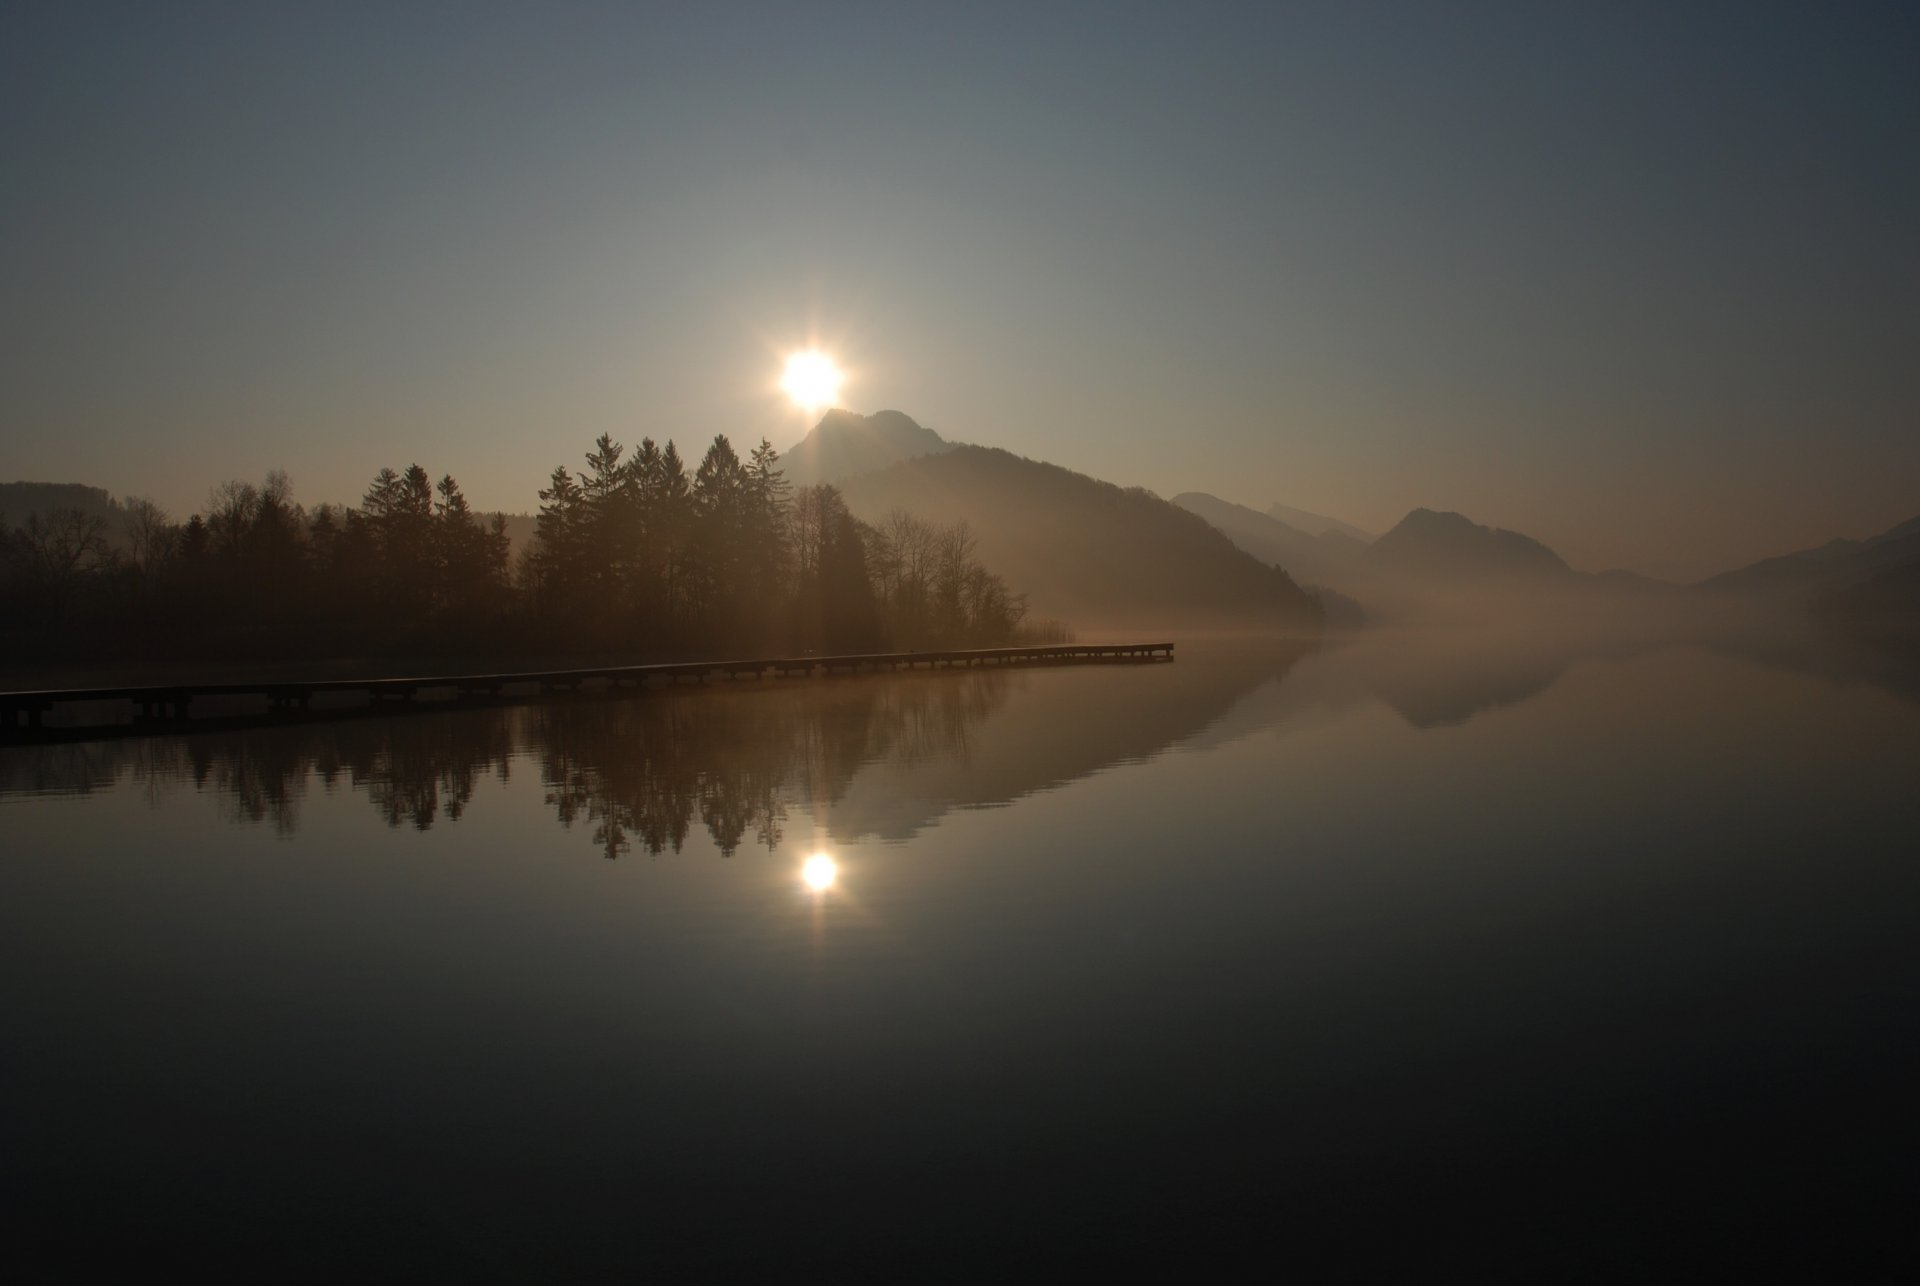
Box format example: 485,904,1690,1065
1342,507,1680,620
1364,508,1571,584
1815,557,1920,626
1699,513,1920,602
780,408,954,487
0,482,121,527
1171,492,1367,595
1267,500,1374,546
836,445,1322,631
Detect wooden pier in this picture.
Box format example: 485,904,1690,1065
0,642,1174,741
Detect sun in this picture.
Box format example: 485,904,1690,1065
781,349,843,413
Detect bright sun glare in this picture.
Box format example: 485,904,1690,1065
801,853,838,893
781,350,843,412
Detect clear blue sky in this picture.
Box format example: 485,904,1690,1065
3,1,1915,579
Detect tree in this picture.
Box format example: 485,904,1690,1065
744,438,793,605
122,497,175,589
533,465,588,608
425,475,509,615
625,437,665,613
656,442,692,626
20,508,112,604
932,521,977,640
249,469,308,589
307,504,342,575
580,433,629,598
870,509,938,645
205,480,259,559
789,485,880,652
178,514,210,563
0,432,1037,669
859,509,1021,647
362,468,404,522
691,434,749,632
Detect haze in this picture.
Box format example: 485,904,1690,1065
3,3,1916,581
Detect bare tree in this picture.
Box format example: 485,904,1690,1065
122,496,175,587
790,485,827,581
205,479,259,557
20,507,112,599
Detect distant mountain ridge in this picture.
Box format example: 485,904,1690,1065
1699,513,1920,601
780,408,954,487
1267,501,1374,546
1698,510,1920,627
1170,496,1687,622
836,444,1321,630
1171,492,1367,596
1815,557,1920,624
0,481,120,526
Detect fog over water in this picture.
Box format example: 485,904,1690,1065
3,632,1915,1276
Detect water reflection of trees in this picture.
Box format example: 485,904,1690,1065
0,713,518,835
0,673,1011,854
162,714,521,833
11,630,1911,849
531,676,1008,858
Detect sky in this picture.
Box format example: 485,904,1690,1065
2,1,1916,581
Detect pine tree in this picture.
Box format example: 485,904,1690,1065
692,435,748,634
626,437,666,614
656,442,692,626
535,465,588,608
581,433,628,599
434,474,484,611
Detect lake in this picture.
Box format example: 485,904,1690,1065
4,631,1916,1278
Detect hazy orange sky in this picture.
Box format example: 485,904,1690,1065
3,3,1915,582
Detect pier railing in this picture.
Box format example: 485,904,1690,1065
0,642,1174,740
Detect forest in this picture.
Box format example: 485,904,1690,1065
0,434,1040,675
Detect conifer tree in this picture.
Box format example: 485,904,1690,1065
534,465,588,609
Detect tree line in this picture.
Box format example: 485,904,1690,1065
0,434,1038,674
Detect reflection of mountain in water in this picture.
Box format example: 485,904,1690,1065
1348,630,1667,729
1307,625,1920,731
14,631,1907,850
825,642,1316,839
1701,625,1920,708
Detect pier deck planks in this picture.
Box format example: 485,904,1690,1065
0,643,1175,740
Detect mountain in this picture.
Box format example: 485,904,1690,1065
1178,496,1679,622
1698,513,1920,603
1353,507,1681,617
779,408,954,487
1814,557,1920,626
1364,508,1571,584
1267,501,1374,546
836,445,1322,631
1171,492,1368,595
0,482,121,527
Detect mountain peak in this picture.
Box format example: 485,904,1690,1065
780,408,954,487
1366,508,1570,581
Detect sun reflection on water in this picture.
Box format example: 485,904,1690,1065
801,853,838,893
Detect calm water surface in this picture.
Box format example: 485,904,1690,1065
4,634,1916,1278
